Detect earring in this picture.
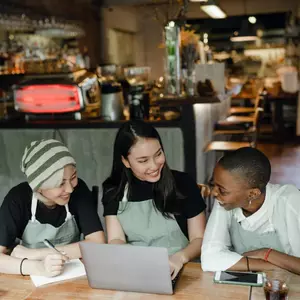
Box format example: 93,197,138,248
249,199,252,206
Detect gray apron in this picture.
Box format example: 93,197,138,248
229,208,284,254
21,194,80,249
117,186,189,255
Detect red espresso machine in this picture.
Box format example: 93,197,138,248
13,70,101,120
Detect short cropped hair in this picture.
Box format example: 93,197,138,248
218,147,271,192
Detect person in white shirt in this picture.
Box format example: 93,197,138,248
201,147,300,274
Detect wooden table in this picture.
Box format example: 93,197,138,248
1,264,299,300
0,263,250,300
266,93,298,142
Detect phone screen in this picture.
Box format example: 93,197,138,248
220,271,258,284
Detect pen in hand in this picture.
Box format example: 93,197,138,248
43,239,68,259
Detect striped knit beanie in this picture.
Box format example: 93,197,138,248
21,139,76,191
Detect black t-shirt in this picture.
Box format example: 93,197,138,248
103,170,206,239
0,178,103,248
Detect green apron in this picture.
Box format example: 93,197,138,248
117,186,189,255
21,193,80,249
229,209,284,254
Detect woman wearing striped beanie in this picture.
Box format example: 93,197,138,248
0,139,105,277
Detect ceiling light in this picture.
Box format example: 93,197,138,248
168,21,175,28
248,16,257,24
230,20,258,42
190,0,208,2
230,35,258,42
201,5,227,19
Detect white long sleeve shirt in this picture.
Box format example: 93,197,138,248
201,183,300,271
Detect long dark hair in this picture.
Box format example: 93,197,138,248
102,120,183,218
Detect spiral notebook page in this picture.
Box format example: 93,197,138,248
30,259,86,287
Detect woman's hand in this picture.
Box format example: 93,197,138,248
36,254,67,277
243,248,268,260
11,245,41,260
169,252,185,280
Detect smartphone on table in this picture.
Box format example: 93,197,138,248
214,271,265,287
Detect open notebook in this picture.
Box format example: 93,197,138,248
30,259,86,287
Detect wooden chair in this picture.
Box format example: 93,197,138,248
91,185,99,211
215,89,265,129
198,184,214,217
216,110,258,128
213,107,263,139
217,103,263,127
229,89,266,115
198,184,211,198
205,107,264,152
218,114,255,126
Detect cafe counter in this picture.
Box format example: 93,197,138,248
0,95,230,217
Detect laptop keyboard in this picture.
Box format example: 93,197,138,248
172,273,180,289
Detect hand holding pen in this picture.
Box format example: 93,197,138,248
43,239,68,257
41,239,69,277
43,239,65,254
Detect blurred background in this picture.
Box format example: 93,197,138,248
0,0,300,206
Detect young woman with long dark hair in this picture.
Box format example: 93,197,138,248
102,120,206,279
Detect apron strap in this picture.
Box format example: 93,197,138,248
122,184,128,203
65,204,72,221
31,193,38,222
31,193,72,222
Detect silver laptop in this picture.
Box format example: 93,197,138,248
79,242,178,295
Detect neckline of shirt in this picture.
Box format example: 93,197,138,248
233,183,273,224
131,176,154,186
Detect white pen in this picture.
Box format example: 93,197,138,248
43,239,66,256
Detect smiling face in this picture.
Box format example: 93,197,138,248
39,164,78,206
212,164,254,211
122,138,166,183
